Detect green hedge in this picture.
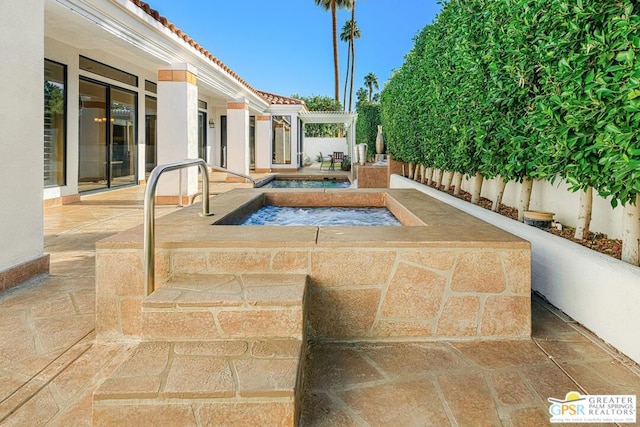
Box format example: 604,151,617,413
355,102,381,157
380,0,640,206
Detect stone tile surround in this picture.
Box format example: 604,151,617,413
0,254,49,292
92,340,300,425
2,183,637,425
96,188,531,342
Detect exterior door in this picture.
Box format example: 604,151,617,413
110,87,136,187
78,80,108,192
198,111,207,162
220,115,227,168
145,96,157,173
78,78,136,192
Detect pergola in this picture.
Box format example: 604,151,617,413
298,110,358,160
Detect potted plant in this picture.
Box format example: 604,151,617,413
341,155,351,171
523,210,555,229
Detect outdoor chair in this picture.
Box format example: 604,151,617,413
332,152,344,166
319,152,334,170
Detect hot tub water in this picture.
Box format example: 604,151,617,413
241,206,401,226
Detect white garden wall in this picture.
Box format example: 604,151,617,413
460,174,624,239
304,137,348,163
391,174,640,365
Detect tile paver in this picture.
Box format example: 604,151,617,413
301,303,640,426
0,168,638,425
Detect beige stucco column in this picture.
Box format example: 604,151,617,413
254,115,272,173
0,0,49,289
225,98,250,181
156,63,199,203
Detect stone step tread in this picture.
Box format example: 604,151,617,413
94,339,302,401
144,273,307,309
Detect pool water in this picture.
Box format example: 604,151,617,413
241,206,401,226
260,179,351,189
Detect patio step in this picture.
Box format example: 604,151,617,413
140,273,307,341
93,339,303,426
94,273,309,425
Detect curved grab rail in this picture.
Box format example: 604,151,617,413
143,159,211,296
189,165,256,205
209,165,256,186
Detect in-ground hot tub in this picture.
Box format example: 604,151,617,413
238,206,401,226
214,191,414,227
96,188,531,341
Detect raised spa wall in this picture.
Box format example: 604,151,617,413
95,188,531,341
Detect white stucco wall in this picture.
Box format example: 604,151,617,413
226,99,250,176
391,174,640,365
255,116,271,171
304,137,349,164
459,175,624,239
0,0,45,271
157,64,199,196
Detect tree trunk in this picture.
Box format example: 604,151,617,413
331,1,340,103
420,165,426,184
443,171,454,192
426,167,433,186
408,163,414,180
574,187,593,240
453,171,463,196
348,1,356,112
492,175,506,212
414,164,421,181
470,172,483,204
436,169,444,190
342,39,350,111
439,170,447,190
621,195,640,266
517,177,533,222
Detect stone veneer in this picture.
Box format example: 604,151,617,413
95,188,531,342
1,254,49,292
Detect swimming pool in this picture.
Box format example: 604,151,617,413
259,178,351,189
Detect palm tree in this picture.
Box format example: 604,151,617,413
356,87,368,106
364,72,379,102
315,0,353,103
348,0,357,111
340,19,360,112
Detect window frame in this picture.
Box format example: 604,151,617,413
44,58,68,187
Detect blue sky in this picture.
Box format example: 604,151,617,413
146,1,441,103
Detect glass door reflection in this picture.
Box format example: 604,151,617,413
110,88,136,187
78,80,108,192
78,79,137,192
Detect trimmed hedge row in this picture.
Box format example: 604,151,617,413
355,102,381,157
380,0,640,207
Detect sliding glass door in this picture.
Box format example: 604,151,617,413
78,79,137,192
145,96,157,173
78,80,108,192
110,88,136,187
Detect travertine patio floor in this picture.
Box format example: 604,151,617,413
0,171,638,426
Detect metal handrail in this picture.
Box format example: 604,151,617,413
143,159,211,296
189,165,256,204
209,165,256,186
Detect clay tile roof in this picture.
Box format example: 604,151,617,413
255,90,305,106
129,0,278,105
